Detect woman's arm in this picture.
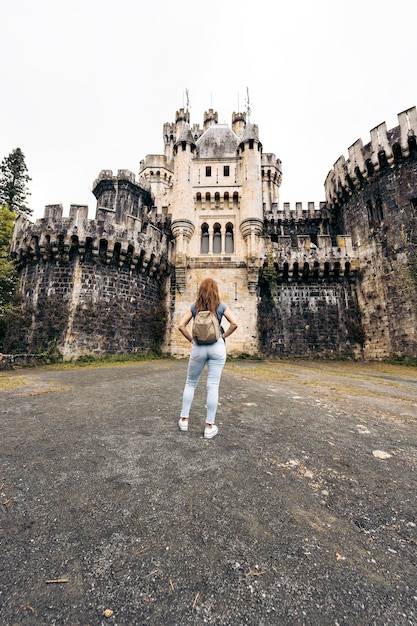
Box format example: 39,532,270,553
222,307,238,340
178,308,194,343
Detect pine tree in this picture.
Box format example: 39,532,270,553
0,148,32,216
0,204,18,348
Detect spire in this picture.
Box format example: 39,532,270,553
245,87,252,121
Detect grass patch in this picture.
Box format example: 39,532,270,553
0,374,32,391
43,351,173,370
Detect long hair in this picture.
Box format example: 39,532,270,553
195,278,220,314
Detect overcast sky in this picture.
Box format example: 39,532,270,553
1,0,416,220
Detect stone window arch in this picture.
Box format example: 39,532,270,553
213,223,222,253
302,262,310,282
375,197,383,223
224,192,229,209
225,222,234,253
324,261,330,281
214,192,220,207
233,192,239,205
205,192,211,206
313,260,320,281
292,261,299,282
201,223,209,253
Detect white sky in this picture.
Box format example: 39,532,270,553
1,0,416,220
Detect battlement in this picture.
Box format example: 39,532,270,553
264,201,329,222
139,154,172,172
10,202,173,277
325,106,417,206
265,234,357,284
92,168,141,189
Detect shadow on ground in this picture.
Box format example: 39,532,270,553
1,359,416,625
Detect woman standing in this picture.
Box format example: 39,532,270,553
178,278,238,439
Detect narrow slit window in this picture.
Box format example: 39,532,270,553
225,222,234,253
213,223,221,253
201,223,209,253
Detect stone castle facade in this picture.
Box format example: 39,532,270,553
7,104,417,360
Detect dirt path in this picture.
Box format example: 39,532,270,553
1,360,416,625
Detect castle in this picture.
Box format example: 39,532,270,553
7,104,417,361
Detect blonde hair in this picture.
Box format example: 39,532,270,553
195,278,220,314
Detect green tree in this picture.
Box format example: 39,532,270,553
0,148,32,216
0,205,19,347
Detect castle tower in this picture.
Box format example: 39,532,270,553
170,112,196,292
232,111,246,137
203,108,218,132
163,122,175,161
238,121,264,291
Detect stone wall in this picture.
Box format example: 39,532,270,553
325,108,417,359
258,282,362,359
5,256,168,359
7,197,172,360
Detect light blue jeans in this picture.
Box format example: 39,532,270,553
180,337,226,424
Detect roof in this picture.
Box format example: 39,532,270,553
175,123,195,146
196,124,240,158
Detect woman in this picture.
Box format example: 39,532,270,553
178,278,238,439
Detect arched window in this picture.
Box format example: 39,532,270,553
233,192,239,205
205,192,211,206
213,223,221,253
292,261,299,282
313,260,320,282
302,262,310,282
201,223,209,253
225,222,234,253
224,192,229,209
215,192,220,207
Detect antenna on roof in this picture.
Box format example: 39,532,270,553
245,87,252,120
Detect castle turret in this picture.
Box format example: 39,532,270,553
238,121,264,290
163,122,175,161
170,118,196,292
203,109,218,132
232,111,246,137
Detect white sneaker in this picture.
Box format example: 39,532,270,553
204,424,218,439
178,418,188,432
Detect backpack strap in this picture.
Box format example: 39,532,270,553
191,301,226,322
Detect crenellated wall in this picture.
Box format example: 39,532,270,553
324,106,417,359
7,183,173,359
258,218,361,358
325,107,417,205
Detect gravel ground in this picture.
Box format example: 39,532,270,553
0,359,416,626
